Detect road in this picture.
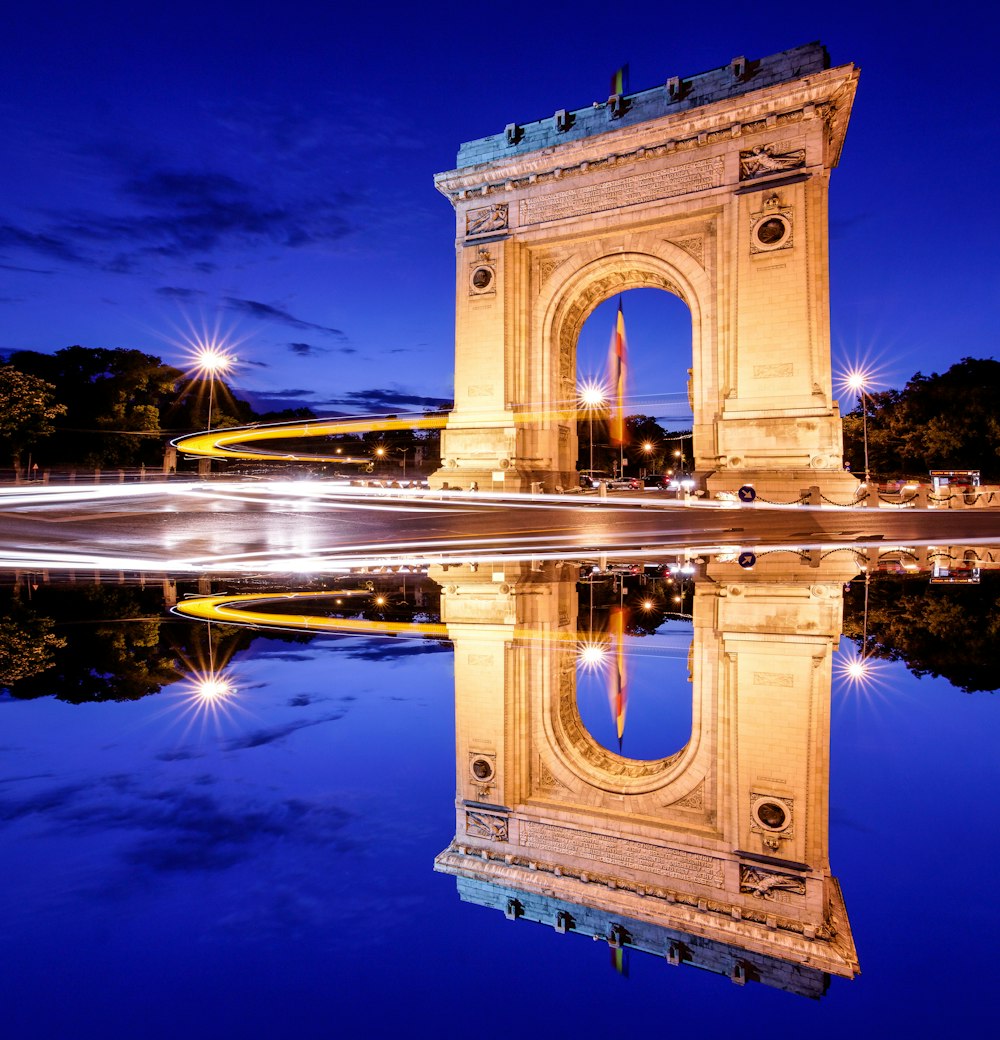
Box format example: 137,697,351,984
2,481,999,574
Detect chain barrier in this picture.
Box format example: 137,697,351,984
754,494,810,506
819,492,866,507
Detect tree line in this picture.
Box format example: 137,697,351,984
841,357,1000,481
0,346,440,474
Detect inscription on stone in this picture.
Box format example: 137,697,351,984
521,821,724,887
753,363,794,379
467,385,494,398
520,157,724,226
753,671,795,687
468,654,494,665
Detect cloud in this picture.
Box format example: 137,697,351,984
288,341,356,357
223,711,346,750
0,223,83,263
156,285,205,300
224,297,348,339
0,261,55,275
318,387,453,413
0,775,354,875
337,641,452,662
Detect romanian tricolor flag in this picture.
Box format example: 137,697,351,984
607,605,628,750
610,64,629,97
608,299,627,446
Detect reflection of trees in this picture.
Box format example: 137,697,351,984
0,606,66,685
842,574,1000,693
1,579,437,702
0,585,264,702
1,585,185,701
578,577,692,636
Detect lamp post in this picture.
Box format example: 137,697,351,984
641,440,654,477
846,371,871,486
194,347,236,432
578,383,606,474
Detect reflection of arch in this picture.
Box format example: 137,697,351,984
542,643,706,798
435,556,860,990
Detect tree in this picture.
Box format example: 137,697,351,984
842,358,1000,480
0,366,66,470
8,347,187,468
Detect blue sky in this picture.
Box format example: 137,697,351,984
3,2,998,418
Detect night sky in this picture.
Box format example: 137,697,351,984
3,2,998,419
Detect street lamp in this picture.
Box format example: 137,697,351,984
578,382,606,474
194,346,236,432
846,370,871,486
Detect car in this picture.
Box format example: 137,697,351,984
607,477,642,491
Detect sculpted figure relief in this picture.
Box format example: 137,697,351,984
739,144,806,179
466,202,509,236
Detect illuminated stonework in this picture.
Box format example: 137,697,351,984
432,555,860,992
431,43,860,497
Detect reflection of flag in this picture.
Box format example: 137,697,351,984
608,300,627,446
610,945,629,976
610,64,629,96
607,606,628,749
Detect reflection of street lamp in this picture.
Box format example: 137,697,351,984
194,347,236,432
578,382,606,473
846,371,871,485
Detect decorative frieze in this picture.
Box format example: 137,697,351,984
740,144,806,180
466,202,509,238
466,809,509,842
740,865,806,901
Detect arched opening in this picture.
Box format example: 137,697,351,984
575,624,694,761
552,271,697,487
574,578,694,762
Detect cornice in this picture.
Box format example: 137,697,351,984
435,63,859,206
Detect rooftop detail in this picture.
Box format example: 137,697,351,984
455,43,830,170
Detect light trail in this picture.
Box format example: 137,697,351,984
171,412,450,461
169,398,692,463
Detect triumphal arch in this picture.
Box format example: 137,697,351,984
432,43,859,497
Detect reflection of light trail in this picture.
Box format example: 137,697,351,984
173,592,451,639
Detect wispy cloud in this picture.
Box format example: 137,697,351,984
156,285,205,300
225,298,348,339
318,387,453,413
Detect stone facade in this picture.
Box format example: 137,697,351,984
431,43,860,498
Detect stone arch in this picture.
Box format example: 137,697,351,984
431,49,859,497
537,245,712,449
